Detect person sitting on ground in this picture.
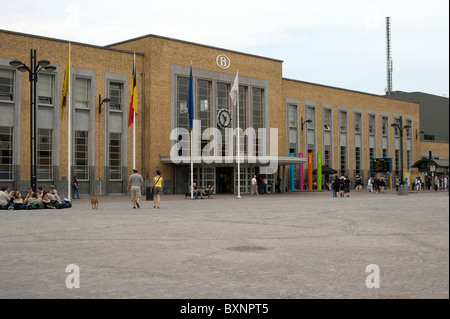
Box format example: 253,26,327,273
49,185,61,202
0,187,12,208
42,191,60,209
26,192,40,208
36,187,44,199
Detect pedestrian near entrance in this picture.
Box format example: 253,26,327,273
151,170,163,209
72,176,80,199
127,168,144,209
251,175,259,196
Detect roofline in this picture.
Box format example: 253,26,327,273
0,29,144,56
282,77,420,104
107,33,283,63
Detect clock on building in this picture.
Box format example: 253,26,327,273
217,109,232,129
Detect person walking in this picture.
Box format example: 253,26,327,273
126,168,145,209
251,175,259,196
72,176,80,199
151,170,164,209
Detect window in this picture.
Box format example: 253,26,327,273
382,148,388,159
217,82,229,111
369,115,376,135
306,107,315,129
37,74,54,106
339,111,347,132
176,76,189,130
37,129,53,180
253,88,264,154
74,131,89,180
323,109,331,130
369,147,375,172
406,150,412,169
340,146,346,174
394,149,400,174
109,82,123,111
355,147,361,176
0,69,14,102
109,133,122,180
238,86,247,130
381,117,388,136
393,118,401,137
0,127,13,180
288,104,297,128
324,145,331,166
74,78,90,109
406,120,412,138
354,113,362,134
424,134,435,141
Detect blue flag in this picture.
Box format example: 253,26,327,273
187,65,194,130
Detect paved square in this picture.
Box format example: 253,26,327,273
0,190,448,299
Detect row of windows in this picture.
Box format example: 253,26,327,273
0,127,122,182
0,69,124,111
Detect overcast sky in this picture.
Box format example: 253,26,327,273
1,0,448,97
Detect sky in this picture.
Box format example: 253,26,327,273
1,0,448,97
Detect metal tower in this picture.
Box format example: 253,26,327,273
386,17,393,95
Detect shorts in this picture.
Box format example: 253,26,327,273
154,186,163,196
131,186,141,199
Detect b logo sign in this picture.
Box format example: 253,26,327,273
216,54,231,69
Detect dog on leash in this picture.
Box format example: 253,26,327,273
91,197,99,209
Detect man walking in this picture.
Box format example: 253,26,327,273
126,168,145,209
251,175,259,196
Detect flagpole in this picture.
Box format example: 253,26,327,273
235,71,241,199
133,53,136,169
189,62,194,199
67,42,71,200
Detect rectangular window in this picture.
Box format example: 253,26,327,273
109,82,123,111
306,107,315,130
323,109,331,130
217,82,229,111
369,147,375,172
324,145,331,166
37,129,53,181
382,148,388,159
406,150,412,170
339,111,347,132
288,104,297,128
340,146,346,174
74,131,89,180
395,149,400,174
37,74,54,106
369,115,376,135
177,76,189,130
394,118,401,137
355,147,361,176
405,120,412,138
109,133,122,180
424,134,435,141
238,86,247,130
0,69,14,102
0,127,13,180
74,78,90,109
381,117,388,136
354,113,362,134
198,80,211,150
253,88,264,154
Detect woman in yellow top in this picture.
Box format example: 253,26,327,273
151,170,164,208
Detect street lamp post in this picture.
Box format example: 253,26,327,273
10,49,56,192
391,115,411,192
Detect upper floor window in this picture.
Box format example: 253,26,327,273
74,78,90,109
176,76,189,131
354,113,362,134
369,115,376,135
109,82,123,111
0,69,14,102
323,109,331,130
339,111,347,132
306,107,315,130
393,118,401,137
253,88,264,130
288,104,297,128
381,117,388,136
37,74,54,106
405,120,412,138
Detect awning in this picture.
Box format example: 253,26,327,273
159,155,307,166
313,165,338,175
411,158,449,169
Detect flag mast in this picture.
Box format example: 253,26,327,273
188,62,194,199
133,53,136,169
67,42,71,200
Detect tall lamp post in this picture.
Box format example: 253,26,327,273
391,115,411,190
10,49,56,192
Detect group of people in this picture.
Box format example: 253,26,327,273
189,182,214,199
251,175,270,196
331,175,352,198
367,175,388,193
0,185,71,210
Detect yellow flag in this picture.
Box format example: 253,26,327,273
60,48,69,121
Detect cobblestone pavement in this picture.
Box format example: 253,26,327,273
0,190,448,299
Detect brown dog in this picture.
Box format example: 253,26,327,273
91,197,99,209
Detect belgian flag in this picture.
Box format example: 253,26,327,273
128,58,137,127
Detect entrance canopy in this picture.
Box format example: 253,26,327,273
411,158,449,172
